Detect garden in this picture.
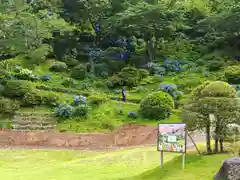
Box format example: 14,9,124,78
0,0,240,179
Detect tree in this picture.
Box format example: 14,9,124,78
104,0,185,62
0,1,72,59
182,81,240,154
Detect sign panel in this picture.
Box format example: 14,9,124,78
157,123,186,153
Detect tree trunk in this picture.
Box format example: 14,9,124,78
214,139,219,153
219,138,224,153
144,34,154,62
206,122,212,154
89,58,95,75
214,122,220,153
148,37,155,61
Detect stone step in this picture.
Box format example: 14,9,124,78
11,120,55,125
14,112,54,116
12,115,54,119
12,124,56,130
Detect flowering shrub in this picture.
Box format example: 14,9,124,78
41,74,51,81
73,104,89,117
163,59,181,73
128,112,138,119
160,84,184,108
73,95,86,106
56,104,74,119
147,62,165,76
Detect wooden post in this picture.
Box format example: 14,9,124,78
187,131,201,155
182,153,185,169
160,151,163,168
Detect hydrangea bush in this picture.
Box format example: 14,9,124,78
56,104,74,119
73,95,86,106
160,84,184,108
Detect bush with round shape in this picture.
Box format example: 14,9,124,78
3,80,35,98
56,104,74,119
194,81,237,99
73,104,89,117
0,97,20,114
107,66,141,88
88,94,108,106
70,64,86,80
39,90,60,106
50,62,68,72
139,91,174,120
23,90,43,106
224,65,240,84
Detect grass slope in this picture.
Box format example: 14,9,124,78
0,146,230,180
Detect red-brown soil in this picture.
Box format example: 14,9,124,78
0,123,205,151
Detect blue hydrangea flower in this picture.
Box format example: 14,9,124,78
74,95,86,105
41,74,51,81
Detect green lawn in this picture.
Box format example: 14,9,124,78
0,146,230,180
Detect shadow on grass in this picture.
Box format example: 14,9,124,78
119,154,203,180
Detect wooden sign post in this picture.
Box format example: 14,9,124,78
157,123,201,169
157,123,187,169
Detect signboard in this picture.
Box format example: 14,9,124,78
157,123,186,153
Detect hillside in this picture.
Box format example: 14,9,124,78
1,0,240,134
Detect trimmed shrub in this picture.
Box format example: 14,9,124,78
225,65,240,84
56,104,74,119
0,97,20,114
194,81,237,98
23,90,43,105
70,64,86,80
40,91,60,106
73,104,89,117
50,62,68,72
88,94,108,105
107,66,141,88
3,80,35,98
139,91,174,120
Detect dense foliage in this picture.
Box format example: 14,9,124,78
1,0,240,148
139,91,174,120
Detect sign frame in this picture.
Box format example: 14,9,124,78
157,123,187,154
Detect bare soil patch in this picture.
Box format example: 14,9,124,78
0,123,205,151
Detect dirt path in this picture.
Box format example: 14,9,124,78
0,123,206,152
